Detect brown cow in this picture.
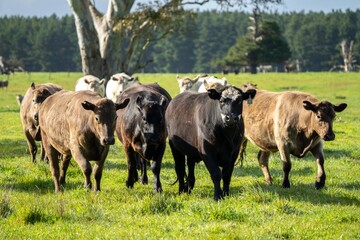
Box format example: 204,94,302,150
240,86,347,189
38,90,129,192
20,82,63,162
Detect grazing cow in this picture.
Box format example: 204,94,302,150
0,80,8,89
75,75,105,96
240,85,347,189
20,83,63,162
176,74,228,93
166,85,256,200
115,83,171,192
38,90,129,192
106,72,139,102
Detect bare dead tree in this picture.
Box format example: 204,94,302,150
340,39,354,72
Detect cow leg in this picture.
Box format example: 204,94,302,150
59,154,71,186
39,142,47,162
278,146,291,188
25,130,37,163
42,132,61,192
151,144,165,193
222,158,236,197
311,142,326,189
186,158,196,194
203,156,223,201
169,141,186,194
71,149,92,190
139,157,148,185
93,147,109,192
257,150,272,185
125,146,138,189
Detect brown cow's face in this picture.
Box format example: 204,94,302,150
32,88,52,125
303,100,347,141
82,98,129,146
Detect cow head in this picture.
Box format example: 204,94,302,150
111,73,138,95
31,83,54,124
176,75,199,93
303,100,347,141
82,97,130,146
208,86,256,127
135,94,168,159
84,77,105,96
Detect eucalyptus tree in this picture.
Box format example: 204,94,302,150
68,0,282,78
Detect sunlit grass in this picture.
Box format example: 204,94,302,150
0,72,359,239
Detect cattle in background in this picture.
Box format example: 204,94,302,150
75,75,105,97
20,83,63,162
257,65,274,73
166,85,256,200
38,90,129,192
0,80,8,89
16,94,24,106
106,72,139,102
115,83,171,192
240,85,347,189
176,74,227,93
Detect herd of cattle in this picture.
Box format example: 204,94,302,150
18,73,347,200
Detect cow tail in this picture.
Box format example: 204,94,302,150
236,139,248,167
169,172,188,186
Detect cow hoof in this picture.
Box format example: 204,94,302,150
282,181,290,188
154,187,163,193
126,180,134,189
315,181,325,189
140,176,148,185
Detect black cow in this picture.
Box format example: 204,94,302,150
115,83,171,192
166,85,256,200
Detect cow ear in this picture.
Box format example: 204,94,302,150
303,100,318,112
136,95,144,108
82,101,96,111
243,89,256,100
207,89,221,100
84,78,90,84
159,96,168,108
31,82,36,90
116,98,129,110
333,103,347,112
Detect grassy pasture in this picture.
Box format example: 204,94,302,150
0,72,359,239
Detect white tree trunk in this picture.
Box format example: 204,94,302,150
67,0,135,79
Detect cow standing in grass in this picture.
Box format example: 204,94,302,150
240,85,347,189
166,85,256,200
115,83,171,192
75,75,105,96
20,82,63,162
38,90,129,192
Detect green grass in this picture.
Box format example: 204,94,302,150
0,72,359,239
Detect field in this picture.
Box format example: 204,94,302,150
0,72,359,239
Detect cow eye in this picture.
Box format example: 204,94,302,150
316,114,321,119
95,117,99,122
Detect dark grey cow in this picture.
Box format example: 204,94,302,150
166,85,256,200
115,83,171,192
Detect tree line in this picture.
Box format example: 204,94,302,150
0,9,359,74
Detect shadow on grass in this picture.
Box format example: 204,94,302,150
0,138,32,159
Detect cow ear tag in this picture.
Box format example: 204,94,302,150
247,97,253,104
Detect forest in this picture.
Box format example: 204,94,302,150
0,9,359,73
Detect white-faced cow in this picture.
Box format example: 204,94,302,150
240,85,347,189
106,72,139,102
75,75,105,97
20,82,63,162
115,83,171,192
38,90,129,192
176,74,227,93
166,85,256,200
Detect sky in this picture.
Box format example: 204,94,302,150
0,0,359,17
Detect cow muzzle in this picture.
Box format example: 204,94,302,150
323,133,335,141
102,137,115,145
223,114,240,126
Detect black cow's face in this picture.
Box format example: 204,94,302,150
136,94,167,147
82,98,129,146
208,86,256,127
303,100,347,141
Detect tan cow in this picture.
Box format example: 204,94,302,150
38,90,129,192
20,82,63,162
240,85,347,189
